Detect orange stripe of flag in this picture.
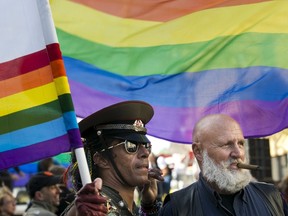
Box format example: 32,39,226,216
0,66,53,98
51,59,67,78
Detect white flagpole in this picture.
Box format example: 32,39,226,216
74,147,92,185
38,0,92,185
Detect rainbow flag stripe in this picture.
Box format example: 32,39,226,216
0,0,82,169
51,0,288,143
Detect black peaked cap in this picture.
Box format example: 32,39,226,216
79,100,154,143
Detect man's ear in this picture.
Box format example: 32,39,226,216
34,191,44,201
192,143,203,162
93,152,110,168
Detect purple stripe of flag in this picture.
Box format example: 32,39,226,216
149,99,288,143
0,135,70,170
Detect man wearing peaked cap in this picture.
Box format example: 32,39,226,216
79,100,154,149
63,100,164,216
25,171,61,216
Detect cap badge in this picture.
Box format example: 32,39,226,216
95,120,147,133
133,120,144,131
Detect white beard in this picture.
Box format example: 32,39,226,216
202,150,252,193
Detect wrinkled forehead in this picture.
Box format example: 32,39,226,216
208,121,244,143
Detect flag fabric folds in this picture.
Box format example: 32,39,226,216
0,0,82,169
50,0,288,143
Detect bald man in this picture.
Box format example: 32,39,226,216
159,114,288,216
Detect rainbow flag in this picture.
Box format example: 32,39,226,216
0,0,82,169
51,0,288,143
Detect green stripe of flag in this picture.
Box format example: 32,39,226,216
0,100,62,134
0,94,75,135
57,29,288,75
58,93,76,113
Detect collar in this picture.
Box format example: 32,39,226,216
101,186,138,216
31,199,58,213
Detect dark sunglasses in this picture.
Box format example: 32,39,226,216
100,140,152,154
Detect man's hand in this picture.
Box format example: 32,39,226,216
140,168,164,205
75,178,108,216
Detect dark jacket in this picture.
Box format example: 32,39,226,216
159,174,288,216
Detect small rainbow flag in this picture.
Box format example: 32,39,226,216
0,0,82,169
51,0,288,143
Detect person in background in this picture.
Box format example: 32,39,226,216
63,100,164,216
156,156,172,201
159,114,288,216
278,175,288,204
48,165,74,216
0,185,16,216
24,171,61,216
0,167,25,191
37,158,60,172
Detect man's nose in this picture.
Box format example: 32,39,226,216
230,144,242,158
138,144,150,157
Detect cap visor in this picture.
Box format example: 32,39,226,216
112,133,150,143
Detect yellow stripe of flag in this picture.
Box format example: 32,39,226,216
0,83,58,116
51,0,288,47
54,76,71,96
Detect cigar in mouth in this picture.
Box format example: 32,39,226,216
237,163,260,170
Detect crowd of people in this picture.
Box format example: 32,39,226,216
1,100,288,216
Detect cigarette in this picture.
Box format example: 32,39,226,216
237,163,260,170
